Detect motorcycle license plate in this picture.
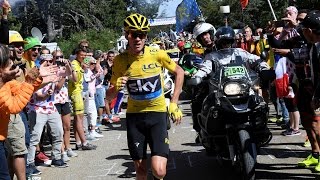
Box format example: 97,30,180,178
224,66,246,76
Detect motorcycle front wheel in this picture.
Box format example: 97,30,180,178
237,129,256,180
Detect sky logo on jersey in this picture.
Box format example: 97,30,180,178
127,74,162,100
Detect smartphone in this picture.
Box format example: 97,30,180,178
274,20,286,27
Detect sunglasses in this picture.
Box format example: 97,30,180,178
41,60,53,64
31,47,41,52
130,32,147,39
80,45,88,48
90,63,96,65
55,55,64,59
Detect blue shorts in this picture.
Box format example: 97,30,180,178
95,87,106,109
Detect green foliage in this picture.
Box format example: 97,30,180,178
197,0,292,31
57,28,120,57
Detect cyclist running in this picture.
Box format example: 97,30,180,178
107,13,184,180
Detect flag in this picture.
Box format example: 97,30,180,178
240,0,249,9
176,0,201,33
275,57,289,97
274,57,296,98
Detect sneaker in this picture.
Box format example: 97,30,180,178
298,154,318,167
268,117,278,123
66,148,78,157
35,152,51,165
91,131,104,138
26,163,41,176
75,144,82,150
283,129,301,136
86,134,99,141
314,163,320,172
82,143,97,150
61,152,70,162
303,140,311,148
108,115,121,123
51,159,68,168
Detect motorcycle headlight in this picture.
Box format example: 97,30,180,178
224,82,242,95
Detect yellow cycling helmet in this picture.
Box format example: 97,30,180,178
124,13,150,32
9,30,27,44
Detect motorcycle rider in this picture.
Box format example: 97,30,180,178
191,26,269,144
193,26,264,79
189,22,217,142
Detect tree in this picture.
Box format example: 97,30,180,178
197,0,290,31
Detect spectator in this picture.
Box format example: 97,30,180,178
5,31,29,180
68,48,97,150
52,50,78,162
297,10,320,172
101,50,120,123
0,0,10,45
0,44,58,179
26,54,67,175
83,57,104,139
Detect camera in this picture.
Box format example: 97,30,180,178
56,60,65,66
10,63,25,70
274,20,286,27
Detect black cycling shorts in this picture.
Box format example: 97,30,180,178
126,112,169,161
55,102,72,116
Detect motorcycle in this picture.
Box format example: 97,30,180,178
188,55,272,180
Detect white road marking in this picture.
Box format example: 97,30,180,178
181,126,193,129
172,128,176,134
188,155,193,167
86,163,117,178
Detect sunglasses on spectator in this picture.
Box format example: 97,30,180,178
11,43,24,48
31,47,41,52
80,45,88,48
130,32,147,39
90,63,96,65
55,55,64,59
41,60,53,64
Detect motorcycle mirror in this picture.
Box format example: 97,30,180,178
260,50,268,61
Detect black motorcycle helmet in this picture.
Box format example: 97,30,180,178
215,26,235,48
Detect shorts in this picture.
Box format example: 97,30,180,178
283,83,298,112
95,87,106,108
5,114,27,156
55,102,72,116
70,93,84,115
126,112,169,161
284,97,298,112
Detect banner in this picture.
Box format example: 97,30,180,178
240,0,249,9
149,17,176,26
176,0,201,32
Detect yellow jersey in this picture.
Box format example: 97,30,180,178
68,60,84,95
111,46,177,113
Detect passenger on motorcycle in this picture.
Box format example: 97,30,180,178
193,22,217,55
186,22,217,142
193,26,266,79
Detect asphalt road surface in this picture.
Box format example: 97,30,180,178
36,100,320,180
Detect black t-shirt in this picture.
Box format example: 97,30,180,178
101,61,112,85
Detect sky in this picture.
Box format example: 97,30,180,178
157,0,182,18
9,0,181,18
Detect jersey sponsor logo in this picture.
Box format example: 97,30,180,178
127,74,162,100
142,62,161,73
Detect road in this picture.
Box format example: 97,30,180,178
36,100,320,180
